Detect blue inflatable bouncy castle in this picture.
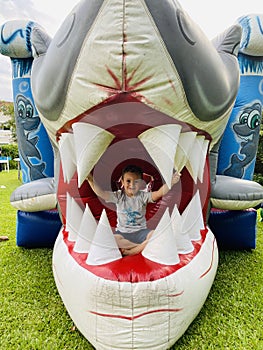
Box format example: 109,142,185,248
1,3,263,349
0,21,61,247
210,15,263,250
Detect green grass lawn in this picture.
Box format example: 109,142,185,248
0,170,263,350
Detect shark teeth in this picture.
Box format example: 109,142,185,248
72,122,115,187
61,122,209,264
64,189,204,265
174,131,197,174
65,192,72,234
138,124,182,188
171,205,194,254
186,135,208,183
66,193,84,241
58,133,77,184
58,124,209,188
73,203,97,253
181,190,205,241
86,209,122,265
197,138,209,183
142,208,180,265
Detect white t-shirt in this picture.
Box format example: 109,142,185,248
106,190,154,233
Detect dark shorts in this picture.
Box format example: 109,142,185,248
115,228,151,244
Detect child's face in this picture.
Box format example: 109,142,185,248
121,172,142,197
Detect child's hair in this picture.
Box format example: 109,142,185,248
121,164,143,179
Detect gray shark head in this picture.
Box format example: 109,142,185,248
31,0,241,126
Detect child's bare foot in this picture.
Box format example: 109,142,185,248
0,236,9,242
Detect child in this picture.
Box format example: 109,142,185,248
87,165,181,256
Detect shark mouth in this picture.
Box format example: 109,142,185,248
55,96,212,280
53,97,218,349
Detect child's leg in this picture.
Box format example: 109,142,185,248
114,234,139,251
122,230,154,256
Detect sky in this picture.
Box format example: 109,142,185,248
0,0,263,102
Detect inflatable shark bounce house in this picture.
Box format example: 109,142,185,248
1,1,263,349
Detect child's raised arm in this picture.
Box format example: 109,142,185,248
86,174,110,201
151,171,181,202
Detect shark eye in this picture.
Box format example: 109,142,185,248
17,100,26,119
26,104,34,118
247,110,261,129
239,112,249,124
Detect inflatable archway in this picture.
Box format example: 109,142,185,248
1,1,263,349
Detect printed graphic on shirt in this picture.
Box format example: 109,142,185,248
123,208,140,226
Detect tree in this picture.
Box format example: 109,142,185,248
0,101,16,142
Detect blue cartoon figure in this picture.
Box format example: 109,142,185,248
223,102,262,178
0,20,54,183
124,208,141,226
217,14,263,181
15,94,46,181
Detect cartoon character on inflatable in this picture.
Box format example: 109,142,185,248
210,13,263,250
1,1,263,349
0,21,61,248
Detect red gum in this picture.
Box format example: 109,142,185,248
62,227,211,283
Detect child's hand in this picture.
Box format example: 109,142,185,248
171,171,181,185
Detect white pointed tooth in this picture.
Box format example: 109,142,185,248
171,205,194,254
67,197,84,242
181,190,204,241
72,123,115,188
197,138,209,183
174,131,197,173
58,133,77,183
65,192,72,233
86,209,122,266
73,204,97,253
138,124,182,188
142,208,180,265
185,135,206,183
